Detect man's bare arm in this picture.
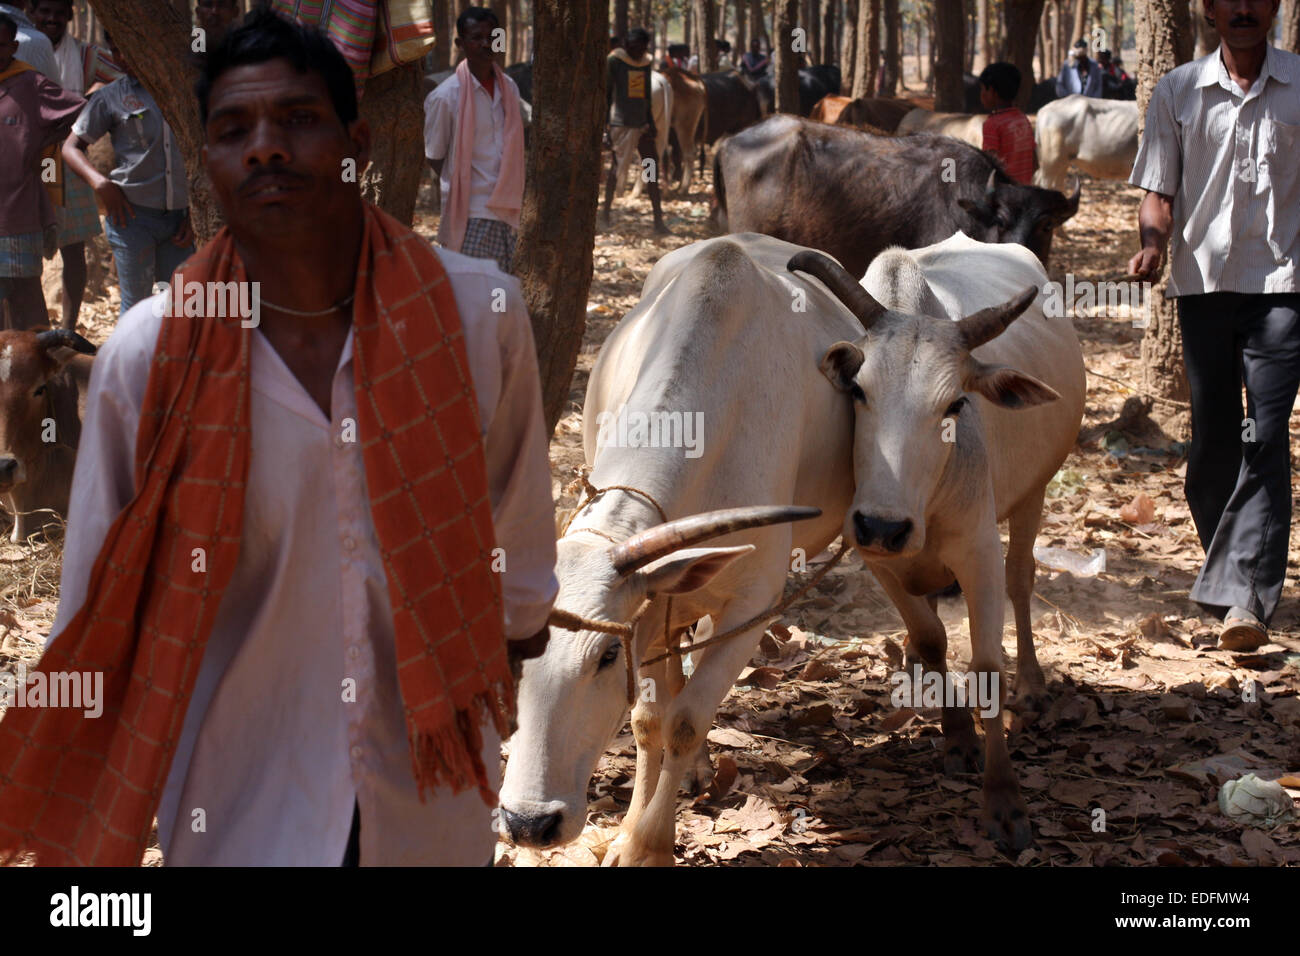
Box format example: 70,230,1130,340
1128,189,1174,279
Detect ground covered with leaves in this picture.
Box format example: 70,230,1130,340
1,146,1296,869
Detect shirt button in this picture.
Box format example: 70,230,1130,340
343,536,356,551
349,646,360,660
350,746,362,760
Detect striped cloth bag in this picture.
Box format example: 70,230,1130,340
272,0,438,90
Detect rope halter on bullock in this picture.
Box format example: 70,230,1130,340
547,466,843,707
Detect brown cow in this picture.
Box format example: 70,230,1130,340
834,97,917,133
0,329,96,543
661,65,706,193
808,93,851,125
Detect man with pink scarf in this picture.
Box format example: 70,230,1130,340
423,5,524,274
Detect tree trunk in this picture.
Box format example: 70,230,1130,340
928,4,937,87
776,0,801,110
431,0,452,69
822,0,836,64
734,0,747,55
1111,0,1122,55
851,0,879,97
841,0,858,90
684,3,692,49
933,0,964,110
881,0,900,94
614,0,628,41
750,0,765,45
697,0,719,69
515,0,608,435
357,64,425,226
1004,0,1045,108
1135,0,1193,436
1071,0,1086,47
1284,0,1300,52
976,0,990,71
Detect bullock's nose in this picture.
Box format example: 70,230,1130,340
0,458,18,486
501,807,563,847
853,512,912,552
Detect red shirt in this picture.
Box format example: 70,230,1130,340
982,107,1035,185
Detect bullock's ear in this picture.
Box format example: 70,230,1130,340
964,360,1060,410
819,341,864,393
638,545,755,596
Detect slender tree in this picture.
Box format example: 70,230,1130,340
1004,0,1046,108
1285,0,1300,51
882,0,900,93
515,0,610,433
1134,0,1194,435
841,0,858,89
851,0,879,96
697,0,719,68
933,0,965,109
776,0,801,110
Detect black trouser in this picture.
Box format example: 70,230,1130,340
341,800,361,867
1178,291,1300,624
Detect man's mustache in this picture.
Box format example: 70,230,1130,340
1229,17,1258,26
238,166,309,196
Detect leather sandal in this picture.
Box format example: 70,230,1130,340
1219,608,1268,652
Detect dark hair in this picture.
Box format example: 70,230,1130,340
456,5,499,38
0,13,16,42
195,7,358,127
978,61,1021,102
1073,38,1088,49
626,27,650,46
31,0,73,11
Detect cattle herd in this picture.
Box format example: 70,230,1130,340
0,55,1209,867
489,58,1155,865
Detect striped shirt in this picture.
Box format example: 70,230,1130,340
982,107,1036,185
1129,44,1300,296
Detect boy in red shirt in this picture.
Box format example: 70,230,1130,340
979,62,1036,186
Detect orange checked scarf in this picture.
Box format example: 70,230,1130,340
0,203,511,866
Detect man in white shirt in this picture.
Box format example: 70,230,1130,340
424,6,525,274
1128,0,1300,651
4,8,556,867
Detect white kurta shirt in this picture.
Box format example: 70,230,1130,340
422,70,519,222
49,246,558,866
1130,44,1300,296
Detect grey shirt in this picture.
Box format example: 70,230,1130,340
1129,45,1300,296
72,75,187,210
0,3,59,81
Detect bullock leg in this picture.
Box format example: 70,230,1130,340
950,522,1033,853
621,639,674,837
662,631,715,794
604,588,780,866
873,567,980,776
1005,487,1048,719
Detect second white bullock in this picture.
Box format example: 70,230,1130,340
793,231,1085,850
895,108,987,147
1034,94,1138,191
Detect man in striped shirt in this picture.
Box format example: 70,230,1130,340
1128,0,1300,651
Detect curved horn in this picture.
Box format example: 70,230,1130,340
985,169,998,197
1064,175,1081,215
787,251,886,329
609,505,822,576
958,286,1040,351
36,329,97,356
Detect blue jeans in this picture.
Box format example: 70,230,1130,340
104,205,194,316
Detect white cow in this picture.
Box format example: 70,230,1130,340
795,231,1085,850
499,233,861,866
896,109,986,148
624,71,673,198
1034,94,1138,191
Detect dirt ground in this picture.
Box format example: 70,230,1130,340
1,145,1297,869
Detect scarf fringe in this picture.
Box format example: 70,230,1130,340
408,679,516,807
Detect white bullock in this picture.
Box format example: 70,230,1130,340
1034,94,1138,191
796,231,1085,850
500,233,860,866
896,109,987,148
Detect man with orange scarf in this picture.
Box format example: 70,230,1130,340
0,8,557,867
